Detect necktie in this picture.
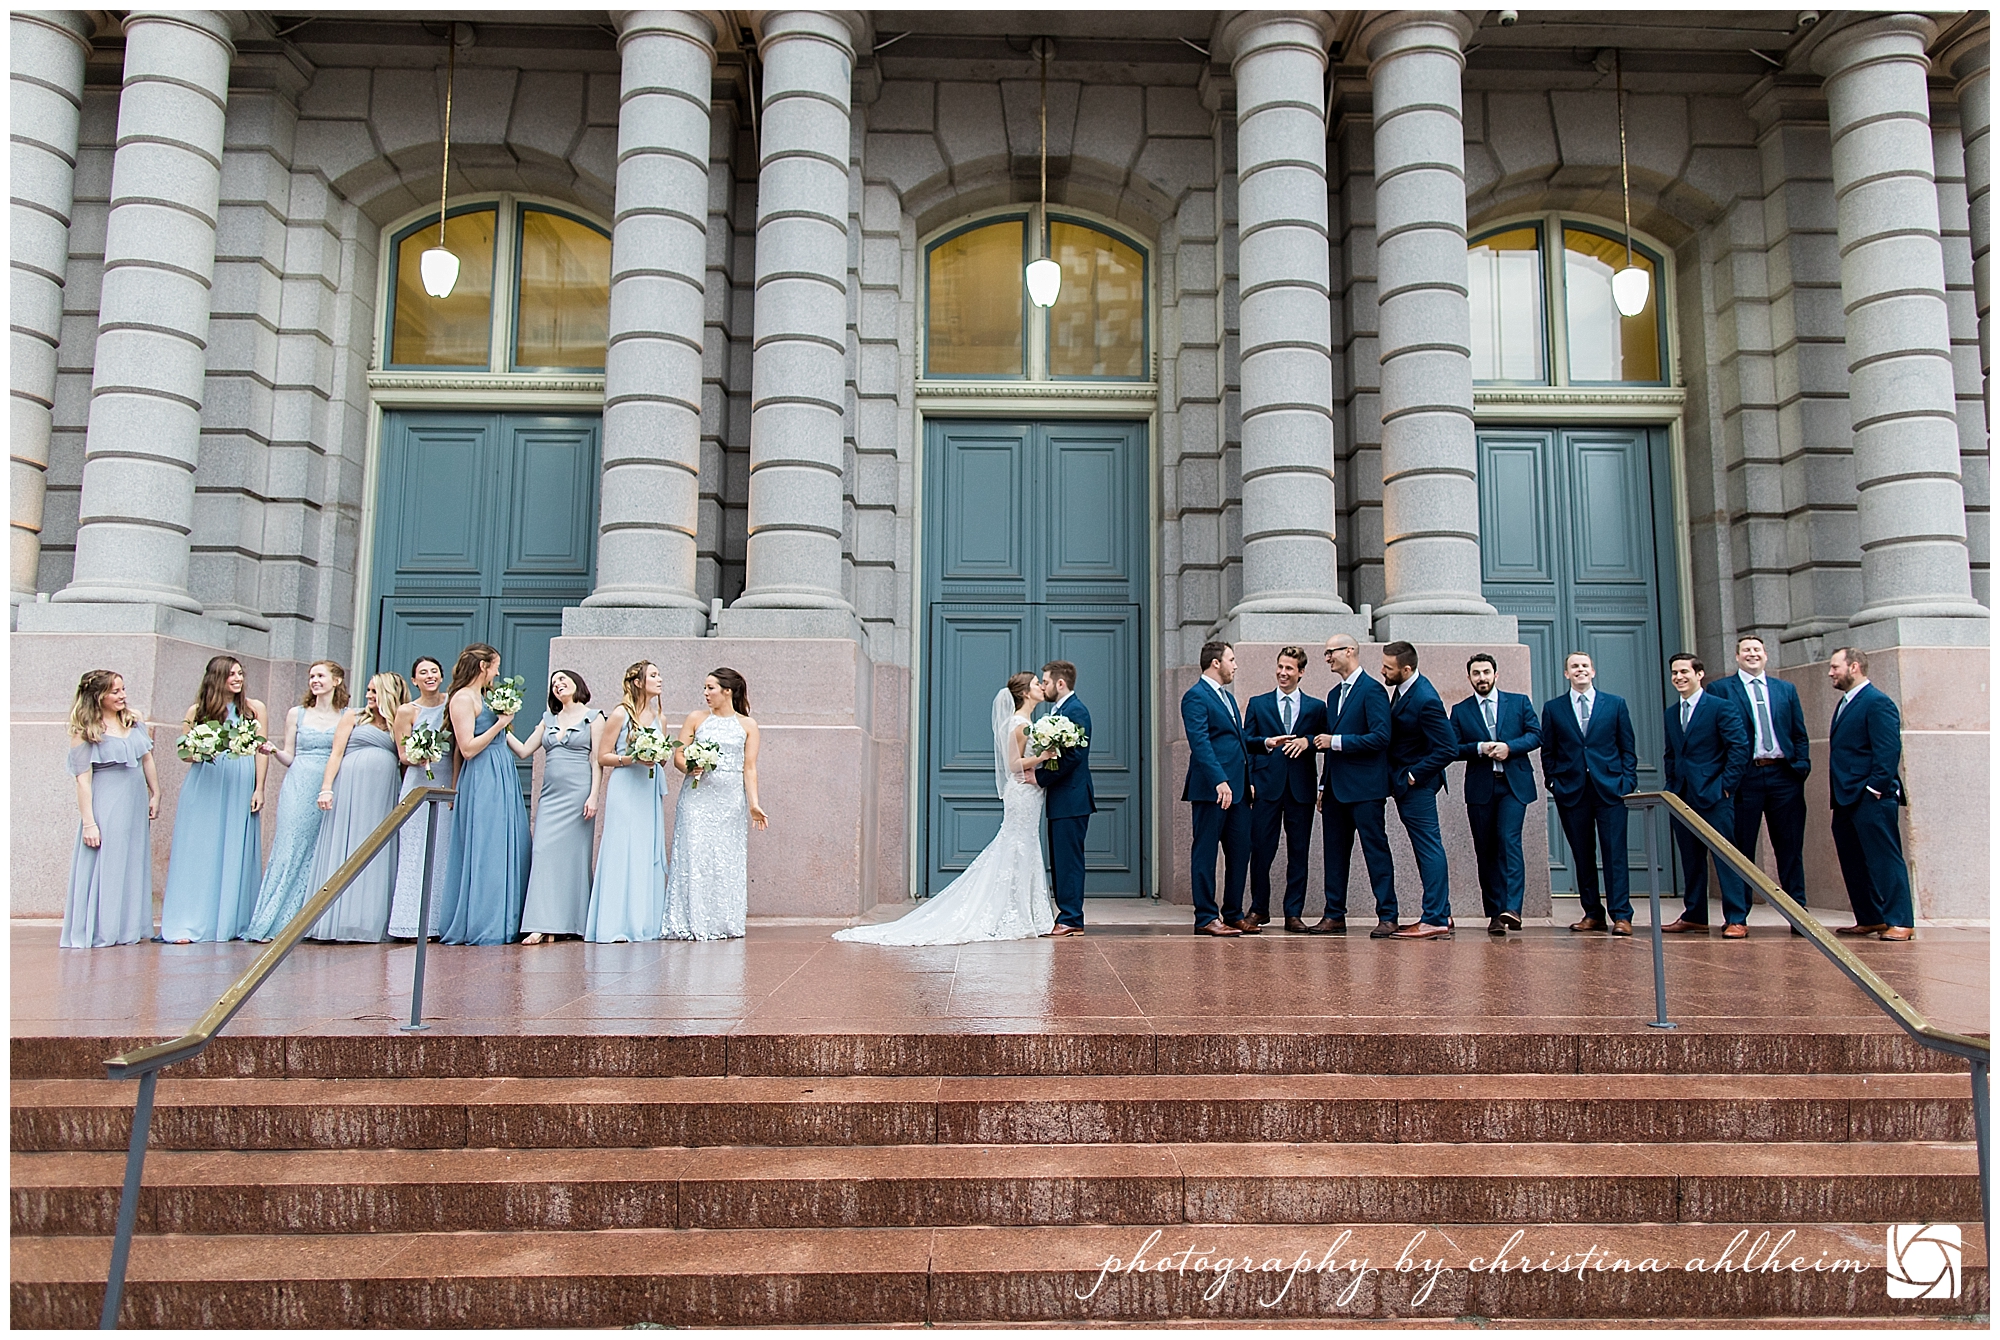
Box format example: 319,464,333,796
1336,681,1351,720
1577,694,1591,735
1482,696,1497,738
1281,695,1294,734
1751,680,1777,755
1681,699,1693,730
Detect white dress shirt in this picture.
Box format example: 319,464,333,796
1737,669,1785,758
1676,686,1704,728
1326,671,1359,751
1572,688,1596,731
1274,688,1300,736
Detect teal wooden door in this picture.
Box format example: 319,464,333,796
923,420,1148,896
372,411,599,794
1477,426,1679,895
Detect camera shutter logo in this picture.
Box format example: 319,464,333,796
1885,1224,1960,1299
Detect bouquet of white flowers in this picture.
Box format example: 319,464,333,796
626,723,674,778
404,722,452,781
484,675,526,716
681,737,725,788
222,715,266,757
175,720,227,764
1025,713,1088,771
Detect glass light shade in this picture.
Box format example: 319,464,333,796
1611,265,1651,317
1024,256,1062,308
419,246,461,299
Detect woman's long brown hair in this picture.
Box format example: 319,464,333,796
193,655,249,725
447,644,499,700
302,661,350,710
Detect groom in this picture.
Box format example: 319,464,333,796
1035,659,1094,936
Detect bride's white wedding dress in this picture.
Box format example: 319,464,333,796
834,706,1056,945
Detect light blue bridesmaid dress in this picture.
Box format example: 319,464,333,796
583,713,667,943
160,707,263,942
61,724,154,948
437,703,530,945
242,718,336,941
305,718,404,942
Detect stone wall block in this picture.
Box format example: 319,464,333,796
859,132,945,195
755,273,848,346
1131,138,1217,199
753,211,848,280
610,211,705,278
1375,225,1466,300
1376,284,1468,352
1237,222,1327,293
1239,287,1330,351
1072,83,1144,172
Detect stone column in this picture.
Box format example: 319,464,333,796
9,12,91,607
1941,26,1990,422
1813,14,1988,645
1358,10,1512,642
566,10,715,638
719,9,863,639
50,10,237,616
1215,11,1360,642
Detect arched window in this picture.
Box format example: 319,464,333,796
924,213,1149,381
1468,216,1667,386
385,198,611,372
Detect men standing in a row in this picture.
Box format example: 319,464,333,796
1311,634,1397,936
1380,642,1458,940
1826,647,1914,941
1245,647,1323,932
1180,640,1250,936
1660,653,1752,936
1708,635,1811,910
1452,654,1541,937
1542,652,1638,935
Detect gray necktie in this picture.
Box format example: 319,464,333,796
1681,699,1692,729
1751,679,1777,754
1482,697,1502,771
1281,694,1294,734
1577,694,1591,734
1336,681,1351,719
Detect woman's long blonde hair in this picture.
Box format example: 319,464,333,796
70,670,137,743
618,660,658,728
365,672,407,732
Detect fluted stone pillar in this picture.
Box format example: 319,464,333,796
566,10,715,639
1813,14,1988,645
1359,11,1512,643
718,9,863,640
50,10,236,617
1215,12,1360,643
1942,26,1990,421
9,12,91,607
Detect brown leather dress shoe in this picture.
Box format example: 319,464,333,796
1391,922,1453,940
1284,916,1313,933
1610,920,1633,936
1039,925,1086,938
1246,912,1269,927
1876,926,1915,941
1721,923,1749,939
1308,917,1346,935
1835,923,1888,936
1226,917,1263,934
1198,920,1243,936
1569,917,1604,933
1369,920,1402,939
1658,919,1709,934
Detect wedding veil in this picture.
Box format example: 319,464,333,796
991,684,1017,798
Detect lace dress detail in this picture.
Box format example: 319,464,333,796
243,719,337,941
835,714,1055,945
662,714,749,940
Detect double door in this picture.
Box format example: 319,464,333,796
1476,425,1679,895
922,420,1149,896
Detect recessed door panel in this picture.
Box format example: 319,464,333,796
502,418,599,579
375,599,483,687
1479,433,1554,583
933,423,1031,592
385,418,491,581
1570,436,1650,583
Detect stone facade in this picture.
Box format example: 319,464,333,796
11,10,1990,921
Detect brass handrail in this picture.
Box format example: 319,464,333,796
96,783,455,1328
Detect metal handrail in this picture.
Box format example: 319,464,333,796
96,783,455,1329
1624,789,1990,1243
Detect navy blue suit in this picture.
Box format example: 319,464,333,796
1707,671,1811,902
1035,693,1095,928
1663,690,1751,925
1182,676,1252,928
1317,672,1397,923
1451,691,1541,919
1386,674,1458,927
1827,682,1912,929
1245,689,1325,921
1541,688,1638,924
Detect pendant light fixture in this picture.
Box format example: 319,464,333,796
1024,37,1061,308
1610,49,1650,318
419,25,461,299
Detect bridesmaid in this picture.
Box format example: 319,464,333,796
663,668,767,941
160,655,269,943
436,643,530,945
306,673,408,942
513,669,604,943
243,661,347,941
62,670,160,948
387,655,452,939
583,660,668,943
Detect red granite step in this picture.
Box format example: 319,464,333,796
10,1222,1986,1327
11,1141,1979,1236
11,1073,1974,1152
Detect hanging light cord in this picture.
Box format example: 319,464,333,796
438,31,456,250
1616,49,1633,271
1038,37,1049,254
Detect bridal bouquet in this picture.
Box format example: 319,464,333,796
484,675,526,716
681,737,724,788
404,722,451,781
223,716,266,757
175,720,227,764
626,723,674,779
1026,714,1088,771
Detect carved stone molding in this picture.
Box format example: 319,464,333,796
367,371,607,408
1472,386,1686,423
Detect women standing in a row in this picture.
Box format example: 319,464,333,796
244,661,346,941
515,670,603,944
437,644,530,945
663,668,766,941
160,656,268,943
307,672,407,942
585,660,668,943
62,670,159,948
387,656,451,939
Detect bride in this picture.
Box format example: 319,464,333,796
835,672,1058,945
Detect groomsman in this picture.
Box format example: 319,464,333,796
1245,646,1325,932
1705,634,1811,907
1380,642,1459,940
1659,653,1752,936
1181,640,1251,936
1541,651,1638,935
1826,647,1914,941
1311,634,1397,937
1036,660,1094,937
1450,653,1541,936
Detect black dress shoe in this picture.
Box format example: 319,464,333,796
1284,916,1312,933
1487,916,1506,937
1369,920,1401,939
1308,917,1346,935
